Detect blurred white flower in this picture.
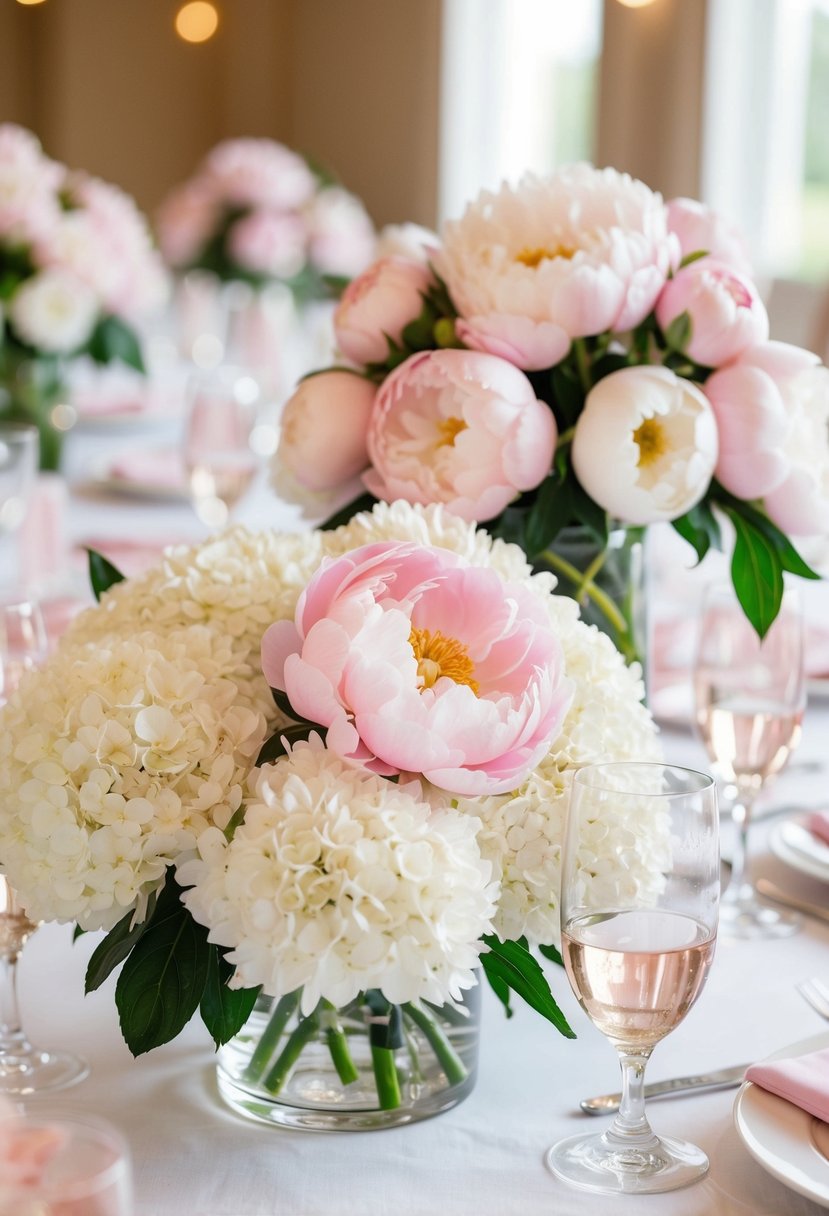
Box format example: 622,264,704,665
9,269,98,353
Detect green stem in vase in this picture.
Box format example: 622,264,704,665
572,337,593,394
538,547,629,641
242,989,300,1083
262,1004,320,1095
370,1044,402,1110
320,1000,359,1086
402,1001,467,1086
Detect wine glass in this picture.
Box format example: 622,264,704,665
547,762,719,1195
693,583,805,939
182,366,260,529
0,598,89,1094
0,425,38,538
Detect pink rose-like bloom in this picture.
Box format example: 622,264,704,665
306,186,376,278
229,210,307,279
705,341,820,502
156,180,220,268
0,123,62,243
436,164,679,370
277,370,376,492
261,541,574,795
364,349,557,522
656,258,768,367
334,257,433,366
204,138,316,210
667,197,754,277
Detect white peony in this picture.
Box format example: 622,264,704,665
179,740,496,1013
9,268,99,354
571,365,718,525
0,626,266,930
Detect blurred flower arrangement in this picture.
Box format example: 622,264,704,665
156,138,375,302
0,502,661,1115
274,165,828,652
0,124,167,468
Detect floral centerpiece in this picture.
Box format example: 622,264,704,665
156,138,376,302
0,124,167,469
0,501,661,1127
273,165,828,655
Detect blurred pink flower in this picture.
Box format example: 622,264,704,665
204,138,316,210
156,180,220,268
261,541,573,795
0,123,62,244
306,186,376,278
666,197,754,277
334,257,433,365
655,258,768,367
229,210,307,279
276,370,376,492
436,165,679,370
364,349,557,521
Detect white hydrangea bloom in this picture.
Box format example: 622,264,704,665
0,626,266,930
179,741,497,1014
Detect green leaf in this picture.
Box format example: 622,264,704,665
480,936,575,1038
672,500,722,565
87,315,146,374
591,352,633,383
115,875,210,1056
524,475,571,557
568,475,609,550
537,943,564,967
200,947,261,1049
726,507,784,639
663,310,692,353
400,296,438,351
86,548,126,601
73,924,86,942
256,723,316,767
484,968,513,1018
270,686,319,727
85,891,158,993
549,365,584,429
223,804,247,841
319,492,378,532
678,249,709,268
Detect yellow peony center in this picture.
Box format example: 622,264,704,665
633,418,667,468
409,627,479,695
437,416,467,447
515,244,577,268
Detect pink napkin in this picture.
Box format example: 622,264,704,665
107,447,186,490
808,810,829,846
0,1096,67,1194
746,1046,829,1120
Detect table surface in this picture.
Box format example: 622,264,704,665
13,415,829,1216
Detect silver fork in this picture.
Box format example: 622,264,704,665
797,977,829,1020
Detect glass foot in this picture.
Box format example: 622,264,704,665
546,1130,709,1195
719,893,800,940
0,1046,89,1095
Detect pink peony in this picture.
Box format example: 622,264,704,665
705,341,820,502
156,180,220,268
0,123,62,244
655,258,768,367
364,349,557,522
666,197,754,277
306,186,376,278
260,541,574,795
204,138,316,211
762,362,829,536
436,165,679,370
276,370,376,492
228,210,307,279
334,257,433,366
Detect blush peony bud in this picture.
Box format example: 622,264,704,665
276,370,376,493
333,257,433,366
666,197,754,277
656,258,768,367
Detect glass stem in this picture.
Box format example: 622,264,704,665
725,790,756,902
0,953,29,1059
606,1049,657,1146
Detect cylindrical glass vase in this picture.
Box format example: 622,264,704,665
217,985,481,1132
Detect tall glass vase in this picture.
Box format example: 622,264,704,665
537,524,648,680
217,984,481,1131
0,356,66,472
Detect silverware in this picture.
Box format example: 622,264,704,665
797,977,829,1020
579,1064,748,1115
755,879,829,925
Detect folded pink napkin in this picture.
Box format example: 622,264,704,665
808,810,829,846
746,1046,829,1120
107,447,186,490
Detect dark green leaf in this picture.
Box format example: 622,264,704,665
364,990,404,1049
73,925,86,942
568,475,610,550
400,296,438,351
85,891,158,992
524,475,572,557
672,500,722,566
200,947,261,1049
87,315,146,374
537,943,564,967
726,507,784,639
663,310,692,353
319,492,378,532
256,723,316,767
270,686,319,727
484,968,513,1018
549,365,584,429
87,548,126,601
486,505,528,548
115,876,210,1056
480,936,575,1038
591,352,633,383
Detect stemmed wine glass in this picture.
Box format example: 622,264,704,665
693,583,805,939
183,366,260,529
0,598,89,1094
547,762,719,1195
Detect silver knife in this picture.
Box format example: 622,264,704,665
580,1064,749,1115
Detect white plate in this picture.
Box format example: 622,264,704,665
734,1031,829,1209
90,472,189,503
769,817,829,885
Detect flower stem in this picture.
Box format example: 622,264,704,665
572,338,593,394
262,1006,320,1095
370,1045,402,1109
243,990,300,1084
321,1000,359,1086
555,425,575,450
538,547,628,637
402,1001,467,1086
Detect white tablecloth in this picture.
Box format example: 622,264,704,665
14,420,829,1215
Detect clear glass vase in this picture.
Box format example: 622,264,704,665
0,357,66,472
538,524,648,676
217,985,481,1132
